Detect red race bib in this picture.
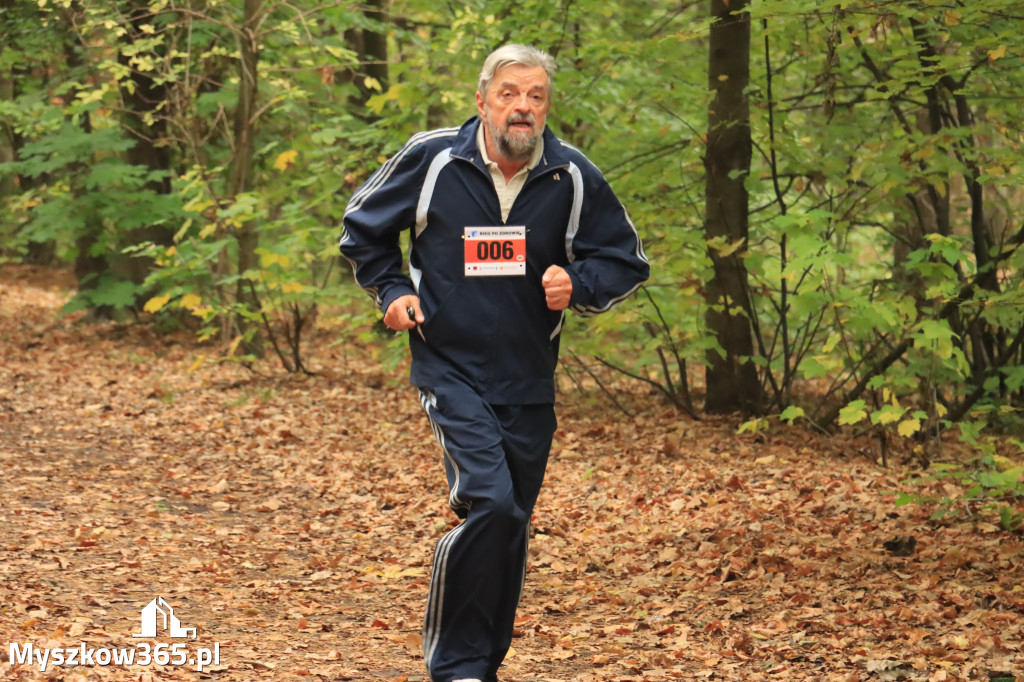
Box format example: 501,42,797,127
464,226,526,276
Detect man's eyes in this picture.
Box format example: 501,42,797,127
498,91,546,103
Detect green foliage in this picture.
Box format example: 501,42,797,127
0,115,182,313
0,0,393,367
896,432,1024,532
731,1,1024,435
1,0,1023,466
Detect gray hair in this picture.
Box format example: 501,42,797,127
477,44,557,99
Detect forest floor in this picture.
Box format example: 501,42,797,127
0,264,1022,682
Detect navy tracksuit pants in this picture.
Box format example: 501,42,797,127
418,382,556,682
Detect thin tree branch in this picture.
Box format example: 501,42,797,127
566,351,635,418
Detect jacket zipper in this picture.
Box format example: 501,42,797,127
451,152,570,224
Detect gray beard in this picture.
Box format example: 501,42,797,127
487,114,540,163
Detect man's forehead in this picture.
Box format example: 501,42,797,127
493,64,549,88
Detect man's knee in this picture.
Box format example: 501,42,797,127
471,489,528,533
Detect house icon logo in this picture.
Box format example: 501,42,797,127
133,597,197,639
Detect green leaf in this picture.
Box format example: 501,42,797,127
894,492,919,507
838,400,868,426
84,278,140,308
780,406,805,424
872,404,906,426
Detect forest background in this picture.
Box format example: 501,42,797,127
2,1,1024,547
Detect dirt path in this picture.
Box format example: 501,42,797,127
1,265,1021,681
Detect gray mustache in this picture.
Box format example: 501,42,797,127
506,115,535,126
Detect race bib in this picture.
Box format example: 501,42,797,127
464,226,526,276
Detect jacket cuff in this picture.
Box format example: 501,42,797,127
380,284,418,316
565,267,584,309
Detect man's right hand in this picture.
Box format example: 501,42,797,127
384,295,423,331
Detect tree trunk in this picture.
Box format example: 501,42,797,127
0,67,14,200
115,0,174,291
362,0,389,89
232,0,263,353
0,0,17,199
702,0,761,415
342,0,389,115
230,0,260,200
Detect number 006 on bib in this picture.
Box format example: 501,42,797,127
464,226,526,277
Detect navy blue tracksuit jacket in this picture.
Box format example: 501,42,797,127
340,117,649,404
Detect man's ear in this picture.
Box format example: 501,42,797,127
475,91,486,118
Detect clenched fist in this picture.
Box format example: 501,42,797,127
541,266,572,311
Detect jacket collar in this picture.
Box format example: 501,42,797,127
450,116,571,176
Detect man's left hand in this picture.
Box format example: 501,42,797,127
541,265,572,311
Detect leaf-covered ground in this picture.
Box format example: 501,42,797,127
1,265,1022,682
